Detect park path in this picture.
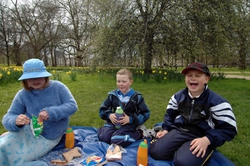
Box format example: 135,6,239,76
225,75,250,80
224,72,250,80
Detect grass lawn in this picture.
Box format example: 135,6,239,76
0,73,249,165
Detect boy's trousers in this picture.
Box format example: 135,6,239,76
150,128,214,166
97,123,141,147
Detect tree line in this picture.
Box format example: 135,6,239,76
0,0,249,73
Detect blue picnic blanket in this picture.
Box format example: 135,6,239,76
38,126,235,166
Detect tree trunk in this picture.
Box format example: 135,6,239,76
238,34,246,69
144,33,153,74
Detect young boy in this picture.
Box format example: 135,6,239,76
97,69,150,147
149,62,237,166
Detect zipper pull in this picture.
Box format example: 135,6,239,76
191,99,195,105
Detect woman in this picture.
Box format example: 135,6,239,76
0,58,78,166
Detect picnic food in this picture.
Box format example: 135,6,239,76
81,155,104,165
50,159,67,165
63,147,82,162
106,144,122,161
50,147,81,164
30,115,43,137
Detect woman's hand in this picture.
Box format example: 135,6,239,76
38,110,49,122
16,114,30,126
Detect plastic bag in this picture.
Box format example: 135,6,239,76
81,155,105,166
30,115,43,137
105,144,126,161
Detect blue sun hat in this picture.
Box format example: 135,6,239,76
18,58,52,81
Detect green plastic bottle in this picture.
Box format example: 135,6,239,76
115,106,124,129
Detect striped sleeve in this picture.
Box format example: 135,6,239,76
210,102,237,131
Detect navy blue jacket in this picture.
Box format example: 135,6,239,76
163,85,237,148
99,89,150,127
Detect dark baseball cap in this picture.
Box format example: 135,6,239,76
182,62,210,76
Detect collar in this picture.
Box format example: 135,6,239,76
116,88,134,97
188,90,201,98
188,84,208,98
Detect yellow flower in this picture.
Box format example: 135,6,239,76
164,72,167,75
159,71,162,74
152,70,156,74
0,73,2,78
52,70,56,73
164,77,167,80
7,71,10,75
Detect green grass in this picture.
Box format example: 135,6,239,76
0,74,249,165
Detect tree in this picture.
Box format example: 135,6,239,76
57,0,96,67
0,1,12,65
10,0,61,60
224,0,250,69
134,0,170,73
1,0,249,69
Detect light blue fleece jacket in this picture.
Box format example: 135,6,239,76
2,80,78,140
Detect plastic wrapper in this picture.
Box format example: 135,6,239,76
30,115,43,137
81,155,105,166
105,144,126,161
